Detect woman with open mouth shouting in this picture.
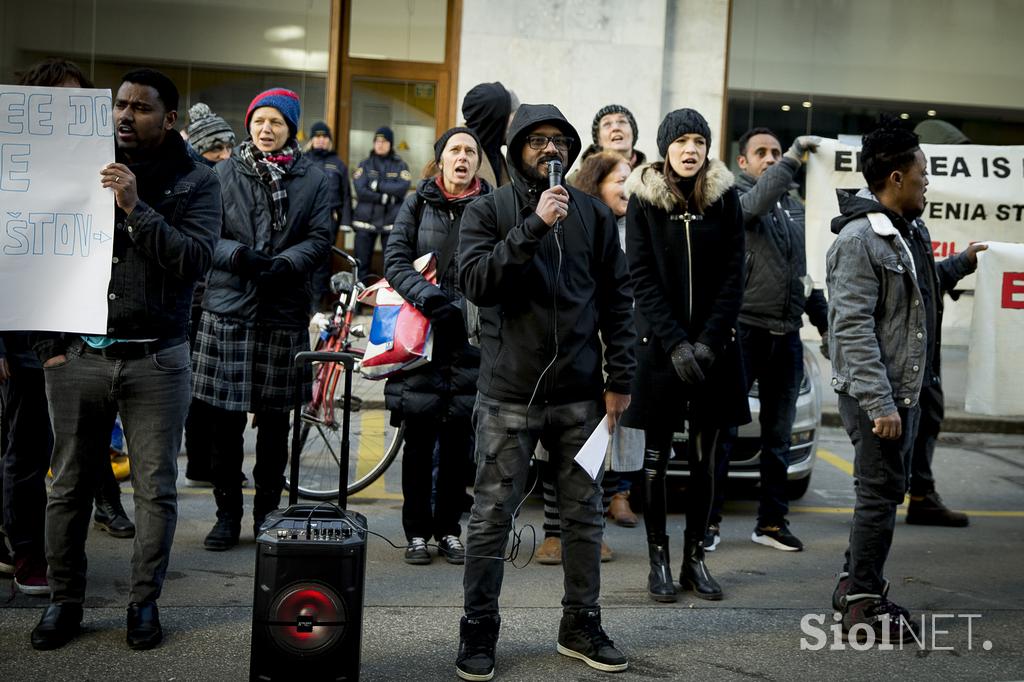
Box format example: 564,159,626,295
382,127,491,567
621,108,750,603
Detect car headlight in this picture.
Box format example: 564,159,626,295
748,374,811,399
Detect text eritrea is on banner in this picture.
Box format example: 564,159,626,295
0,85,115,334
806,138,1024,344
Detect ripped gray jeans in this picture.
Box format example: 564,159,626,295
463,393,605,619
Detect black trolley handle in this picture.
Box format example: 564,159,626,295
290,351,357,509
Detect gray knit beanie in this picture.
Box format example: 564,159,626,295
591,104,638,146
187,102,235,155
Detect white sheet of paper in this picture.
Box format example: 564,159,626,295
574,415,610,480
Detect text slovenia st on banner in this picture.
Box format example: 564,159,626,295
0,85,115,334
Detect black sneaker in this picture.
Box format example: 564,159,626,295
842,594,918,644
404,537,431,565
832,573,889,613
456,614,500,681
751,521,803,551
704,523,721,552
556,608,628,672
438,535,466,565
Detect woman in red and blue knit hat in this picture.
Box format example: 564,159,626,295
192,87,333,550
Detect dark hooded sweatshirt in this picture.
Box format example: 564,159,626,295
462,82,512,188
458,104,636,404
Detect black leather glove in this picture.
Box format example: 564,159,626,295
693,342,716,371
819,338,831,361
670,341,705,384
257,258,298,289
428,302,467,363
233,247,273,279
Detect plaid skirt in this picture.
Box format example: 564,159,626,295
191,311,312,412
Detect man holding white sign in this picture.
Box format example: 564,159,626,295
825,120,983,644
30,69,220,652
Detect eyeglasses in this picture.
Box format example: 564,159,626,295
525,134,574,151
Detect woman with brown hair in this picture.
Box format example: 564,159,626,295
622,109,749,602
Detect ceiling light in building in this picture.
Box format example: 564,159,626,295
265,25,306,42
900,113,910,120
927,109,937,117
781,104,791,112
801,101,812,108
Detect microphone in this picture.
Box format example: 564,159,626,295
547,159,563,189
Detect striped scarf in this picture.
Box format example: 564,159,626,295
238,139,301,231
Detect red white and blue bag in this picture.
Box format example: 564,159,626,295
356,253,435,379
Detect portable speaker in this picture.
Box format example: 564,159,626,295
249,505,368,681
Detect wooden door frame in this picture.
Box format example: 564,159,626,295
327,0,463,165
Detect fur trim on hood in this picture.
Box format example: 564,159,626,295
625,158,734,212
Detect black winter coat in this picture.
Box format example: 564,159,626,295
352,151,411,230
459,103,636,405
621,159,751,430
203,151,332,329
382,178,488,421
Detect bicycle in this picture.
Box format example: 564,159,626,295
283,246,404,500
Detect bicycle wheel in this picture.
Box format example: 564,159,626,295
285,364,403,499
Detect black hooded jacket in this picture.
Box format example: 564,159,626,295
458,104,636,404
462,82,512,188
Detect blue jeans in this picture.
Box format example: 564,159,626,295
463,394,604,619
838,394,921,595
737,324,803,526
44,340,191,604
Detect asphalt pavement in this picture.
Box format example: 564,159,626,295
2,425,1023,681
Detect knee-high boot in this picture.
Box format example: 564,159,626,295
644,447,677,602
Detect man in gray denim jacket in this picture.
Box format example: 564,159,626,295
825,122,983,644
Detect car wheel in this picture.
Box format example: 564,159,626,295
786,475,811,500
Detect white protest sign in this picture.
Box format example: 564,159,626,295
965,242,1024,416
806,140,1024,343
0,85,114,333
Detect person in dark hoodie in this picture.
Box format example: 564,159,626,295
461,82,519,188
622,108,748,604
455,104,635,680
383,126,488,568
826,120,984,644
352,126,411,282
31,68,221,651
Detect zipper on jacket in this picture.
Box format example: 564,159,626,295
684,214,694,323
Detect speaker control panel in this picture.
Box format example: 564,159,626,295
268,519,356,542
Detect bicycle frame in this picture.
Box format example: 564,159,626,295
306,247,363,426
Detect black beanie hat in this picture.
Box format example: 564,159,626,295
657,108,711,157
310,120,332,140
434,126,483,164
374,126,395,146
592,104,638,146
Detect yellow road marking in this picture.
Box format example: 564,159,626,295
817,448,854,476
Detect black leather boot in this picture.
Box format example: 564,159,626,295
94,482,136,539
647,536,678,603
204,489,241,551
680,538,722,600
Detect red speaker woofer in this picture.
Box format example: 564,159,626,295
266,581,347,652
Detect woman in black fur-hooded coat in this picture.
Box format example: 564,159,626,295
622,108,750,604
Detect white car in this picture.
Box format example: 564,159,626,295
667,342,822,499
